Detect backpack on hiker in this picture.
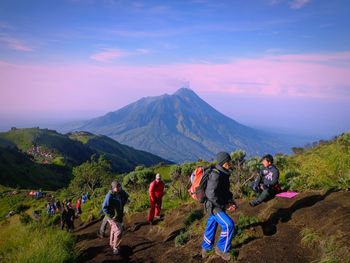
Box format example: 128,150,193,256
188,166,216,203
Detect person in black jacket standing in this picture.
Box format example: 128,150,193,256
201,152,237,261
249,154,280,207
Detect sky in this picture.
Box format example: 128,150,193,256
0,0,349,138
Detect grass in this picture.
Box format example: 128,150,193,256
281,134,350,192
184,209,204,227
300,228,350,263
232,215,261,249
174,231,191,247
300,228,320,248
0,217,75,263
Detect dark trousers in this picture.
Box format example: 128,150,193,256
250,182,275,204
99,215,109,236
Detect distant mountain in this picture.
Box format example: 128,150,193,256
0,128,170,189
60,88,297,163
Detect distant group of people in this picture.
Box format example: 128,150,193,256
97,152,280,260
42,193,89,233
28,190,44,199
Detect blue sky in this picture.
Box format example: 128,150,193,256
0,0,349,138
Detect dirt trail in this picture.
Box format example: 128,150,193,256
75,191,350,263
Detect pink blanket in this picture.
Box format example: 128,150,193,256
276,192,299,199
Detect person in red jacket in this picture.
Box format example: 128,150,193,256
147,173,165,224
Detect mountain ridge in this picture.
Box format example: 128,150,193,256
59,88,295,163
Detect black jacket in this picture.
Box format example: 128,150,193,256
204,165,234,214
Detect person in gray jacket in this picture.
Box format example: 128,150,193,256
201,152,237,261
249,154,281,207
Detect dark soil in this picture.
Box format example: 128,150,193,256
74,191,350,263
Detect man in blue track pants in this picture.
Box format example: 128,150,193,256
201,152,237,261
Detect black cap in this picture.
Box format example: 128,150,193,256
262,154,274,164
216,152,232,166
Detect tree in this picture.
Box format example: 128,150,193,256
231,150,246,184
170,163,196,200
69,155,111,196
123,167,155,190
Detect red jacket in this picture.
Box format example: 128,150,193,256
149,180,165,200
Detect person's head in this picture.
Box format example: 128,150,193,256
216,152,232,170
111,180,122,193
262,154,274,167
155,173,161,182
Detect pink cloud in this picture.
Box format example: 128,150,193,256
90,49,129,62
0,51,349,115
90,48,150,62
289,0,311,9
0,34,33,52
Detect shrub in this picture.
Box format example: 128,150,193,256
174,231,190,247
15,204,30,213
19,213,33,225
123,167,155,190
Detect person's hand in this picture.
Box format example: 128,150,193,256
226,204,237,212
260,184,265,191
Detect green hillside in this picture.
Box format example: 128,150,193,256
0,128,170,190
0,128,93,167
280,132,350,191
68,131,171,172
0,147,70,190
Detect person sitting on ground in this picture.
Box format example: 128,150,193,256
147,173,165,224
249,154,281,207
102,181,129,255
201,152,237,261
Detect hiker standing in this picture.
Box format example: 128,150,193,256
75,198,82,216
55,200,62,213
249,154,281,207
201,152,236,261
147,173,165,224
99,184,129,239
66,204,75,232
102,181,129,255
61,204,68,230
82,194,87,204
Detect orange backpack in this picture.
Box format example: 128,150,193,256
188,166,215,203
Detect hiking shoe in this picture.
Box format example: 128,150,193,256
201,249,209,259
112,248,119,255
215,247,231,261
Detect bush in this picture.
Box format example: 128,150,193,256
15,204,30,213
127,191,150,213
123,167,155,190
174,231,190,247
19,213,33,225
